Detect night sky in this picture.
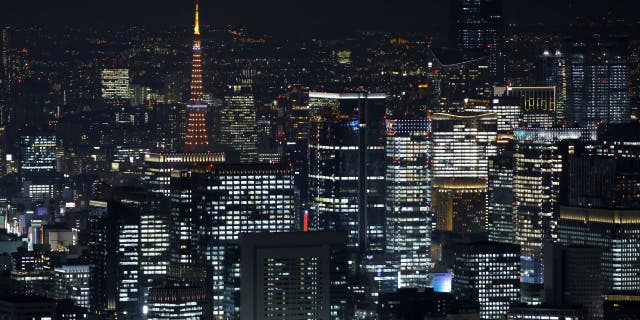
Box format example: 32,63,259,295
2,0,640,36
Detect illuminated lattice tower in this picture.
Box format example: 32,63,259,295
184,0,209,152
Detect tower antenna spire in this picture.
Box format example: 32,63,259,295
194,0,200,35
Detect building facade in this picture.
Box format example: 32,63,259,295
308,92,387,252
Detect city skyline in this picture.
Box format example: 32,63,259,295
1,0,640,319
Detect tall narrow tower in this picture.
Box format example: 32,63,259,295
184,0,209,152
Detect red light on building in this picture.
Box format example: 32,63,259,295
303,211,309,232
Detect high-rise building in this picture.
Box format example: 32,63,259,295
430,112,497,180
384,119,431,289
566,35,630,126
308,92,387,252
513,127,597,284
54,265,90,309
239,232,350,320
494,86,558,127
536,50,567,124
190,164,297,317
147,287,209,320
89,199,142,319
490,95,520,134
219,85,258,162
453,241,520,320
544,243,603,320
557,206,640,293
19,134,59,202
146,170,211,320
140,195,172,308
143,152,225,196
433,178,488,234
450,0,504,82
101,68,131,102
282,87,310,209
487,141,514,243
430,111,497,234
563,123,640,209
184,0,209,152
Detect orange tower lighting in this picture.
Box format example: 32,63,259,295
184,0,209,152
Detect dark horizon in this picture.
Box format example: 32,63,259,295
3,0,640,37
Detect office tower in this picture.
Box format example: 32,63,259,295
450,0,504,82
564,123,640,209
146,170,211,320
282,87,310,209
140,195,171,306
19,134,57,180
190,164,297,317
308,92,387,251
19,134,58,202
219,85,258,162
453,241,520,320
54,265,90,309
239,232,349,320
430,111,497,234
544,243,602,320
184,0,209,152
433,178,488,234
385,119,431,289
536,50,567,124
557,206,640,293
89,200,141,319
513,127,597,284
566,35,630,126
494,86,558,127
488,141,515,243
507,305,584,320
143,152,225,196
491,95,520,134
101,68,131,102
430,112,497,179
147,287,209,320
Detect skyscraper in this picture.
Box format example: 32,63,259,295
19,134,59,202
239,232,350,320
453,241,520,320
450,0,504,82
487,142,515,243
308,92,387,252
513,127,597,284
100,68,131,103
566,35,630,126
191,164,297,317
493,86,558,127
385,118,431,289
544,243,603,320
558,206,640,293
430,111,497,234
184,0,209,152
219,85,258,162
89,199,142,319
143,152,225,196
536,50,567,124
